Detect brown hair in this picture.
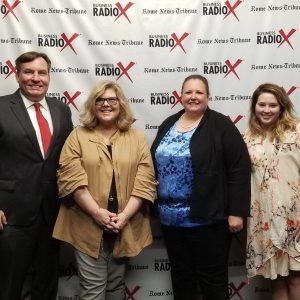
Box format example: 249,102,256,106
181,74,210,96
80,80,134,131
248,83,298,141
15,51,51,72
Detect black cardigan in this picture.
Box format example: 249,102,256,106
151,108,251,220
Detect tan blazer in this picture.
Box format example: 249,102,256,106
53,126,157,258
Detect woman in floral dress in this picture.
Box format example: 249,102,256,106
244,83,300,300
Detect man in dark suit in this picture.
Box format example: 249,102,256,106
0,51,73,300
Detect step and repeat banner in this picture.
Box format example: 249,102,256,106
1,0,300,299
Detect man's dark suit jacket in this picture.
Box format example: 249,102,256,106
0,89,73,226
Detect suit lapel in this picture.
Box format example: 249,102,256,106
10,90,42,157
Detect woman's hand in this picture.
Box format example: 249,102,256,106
109,195,143,231
228,215,243,233
0,210,7,231
293,215,300,241
72,187,120,233
110,211,130,231
93,208,119,233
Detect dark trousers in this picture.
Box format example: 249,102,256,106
0,213,59,300
162,221,231,300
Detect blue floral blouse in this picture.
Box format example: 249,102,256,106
155,121,213,227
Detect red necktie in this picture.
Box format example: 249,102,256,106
34,103,52,155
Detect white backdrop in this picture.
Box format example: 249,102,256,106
1,0,300,299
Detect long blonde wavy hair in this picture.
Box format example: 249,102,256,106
248,83,298,141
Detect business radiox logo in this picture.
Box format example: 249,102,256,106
124,285,141,300
287,85,298,96
229,280,247,299
148,33,190,53
256,28,297,49
227,115,244,125
203,59,244,79
93,2,134,23
202,0,243,21
0,59,16,79
47,91,82,111
95,62,136,83
150,90,182,108
37,33,80,54
1,0,22,22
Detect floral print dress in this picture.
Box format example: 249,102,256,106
244,124,300,279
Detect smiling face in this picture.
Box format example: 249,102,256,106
16,57,50,102
95,87,121,129
181,78,209,116
255,92,281,131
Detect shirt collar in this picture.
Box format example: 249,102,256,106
19,91,48,110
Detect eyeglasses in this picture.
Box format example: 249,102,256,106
95,97,119,106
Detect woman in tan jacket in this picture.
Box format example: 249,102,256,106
53,80,157,300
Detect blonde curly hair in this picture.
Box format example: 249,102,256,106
80,80,134,131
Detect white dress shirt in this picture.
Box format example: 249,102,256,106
20,92,53,158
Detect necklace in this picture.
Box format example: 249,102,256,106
179,115,202,129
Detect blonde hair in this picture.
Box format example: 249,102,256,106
80,80,134,131
248,83,298,141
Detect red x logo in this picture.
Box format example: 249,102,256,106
170,33,189,53
60,33,80,54
115,2,134,23
224,59,243,80
227,115,244,125
116,61,135,83
5,59,17,79
229,281,247,299
224,0,242,21
124,285,141,300
278,29,296,49
286,86,297,96
171,90,182,109
2,0,21,22
63,91,81,111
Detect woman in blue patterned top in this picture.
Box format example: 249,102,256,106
151,74,251,300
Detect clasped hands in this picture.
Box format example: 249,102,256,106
92,208,128,233
228,215,243,233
